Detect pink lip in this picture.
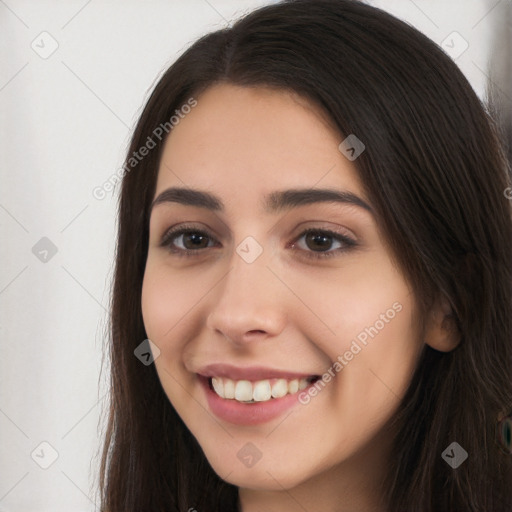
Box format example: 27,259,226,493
199,375,318,426
196,363,317,381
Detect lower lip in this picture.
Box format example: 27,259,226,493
199,376,313,426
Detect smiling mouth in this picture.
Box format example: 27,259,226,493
208,375,321,403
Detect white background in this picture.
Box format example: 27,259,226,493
0,1,509,510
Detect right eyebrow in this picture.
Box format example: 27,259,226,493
150,187,223,213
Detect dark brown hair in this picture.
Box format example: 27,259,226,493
99,1,512,510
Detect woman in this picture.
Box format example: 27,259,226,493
99,1,512,510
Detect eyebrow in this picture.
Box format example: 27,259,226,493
150,186,373,215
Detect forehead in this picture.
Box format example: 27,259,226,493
155,83,365,205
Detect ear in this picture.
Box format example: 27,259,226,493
424,295,461,352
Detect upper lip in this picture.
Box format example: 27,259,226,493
196,363,319,381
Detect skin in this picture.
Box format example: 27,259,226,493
141,84,454,512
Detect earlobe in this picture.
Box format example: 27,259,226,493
424,296,461,352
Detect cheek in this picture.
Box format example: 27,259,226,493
282,259,417,359
141,259,204,342
141,261,200,403
326,287,419,433
293,262,420,413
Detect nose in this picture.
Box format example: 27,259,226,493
206,248,287,346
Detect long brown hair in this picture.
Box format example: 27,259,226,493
99,1,512,510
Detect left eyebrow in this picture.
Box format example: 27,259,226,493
264,188,373,214
150,187,374,215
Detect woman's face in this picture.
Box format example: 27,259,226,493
141,83,423,494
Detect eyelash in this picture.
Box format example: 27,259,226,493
159,224,357,260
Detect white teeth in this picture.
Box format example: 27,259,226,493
224,378,235,399
253,380,272,401
210,376,315,402
234,380,253,401
298,378,309,391
271,379,288,398
288,379,299,394
211,377,224,396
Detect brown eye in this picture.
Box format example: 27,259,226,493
291,228,357,259
179,232,210,250
304,231,335,252
160,226,218,255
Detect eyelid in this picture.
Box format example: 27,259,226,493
287,227,357,260
159,223,220,252
159,223,358,259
